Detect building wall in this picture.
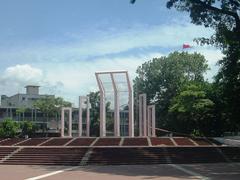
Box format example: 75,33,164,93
26,86,39,95
1,94,54,108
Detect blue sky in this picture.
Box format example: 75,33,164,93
0,0,223,106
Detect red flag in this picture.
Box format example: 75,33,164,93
183,44,191,49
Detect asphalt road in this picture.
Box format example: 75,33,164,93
0,163,240,180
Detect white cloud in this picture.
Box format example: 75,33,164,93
0,64,63,98
3,64,43,83
0,22,214,64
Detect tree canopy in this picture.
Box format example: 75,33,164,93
20,120,36,137
134,51,210,133
0,118,19,138
166,0,240,49
33,97,71,117
169,83,215,135
165,0,240,133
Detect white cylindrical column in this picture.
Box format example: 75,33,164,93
147,105,156,137
100,93,106,137
86,96,90,137
69,108,72,137
61,107,72,137
126,72,134,137
151,105,156,137
79,96,83,137
111,73,120,137
139,94,147,136
96,73,106,137
61,108,64,137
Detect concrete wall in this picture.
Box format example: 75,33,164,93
1,94,54,108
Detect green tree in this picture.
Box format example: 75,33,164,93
87,91,112,136
165,0,240,48
0,118,20,138
169,83,215,136
134,51,209,129
165,0,240,133
20,120,36,137
34,97,71,117
33,97,71,132
88,91,100,136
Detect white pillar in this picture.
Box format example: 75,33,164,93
61,108,64,137
147,105,156,137
79,96,83,137
86,96,90,137
79,96,91,137
139,96,142,136
139,94,147,136
152,105,156,137
61,107,72,137
96,73,106,137
69,108,72,137
147,107,151,137
100,92,106,137
126,72,134,137
111,73,120,137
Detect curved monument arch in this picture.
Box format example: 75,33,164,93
95,70,134,137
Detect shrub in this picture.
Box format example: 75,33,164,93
0,118,20,138
20,120,36,137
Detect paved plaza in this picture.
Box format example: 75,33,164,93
0,163,240,180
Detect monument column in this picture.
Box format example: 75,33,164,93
126,72,134,137
86,96,90,137
139,94,147,136
96,73,106,137
111,73,120,137
61,107,72,137
79,96,83,137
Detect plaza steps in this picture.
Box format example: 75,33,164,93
151,137,175,146
0,147,18,160
94,138,121,146
173,137,195,146
88,146,240,165
0,137,221,147
123,138,149,146
0,138,25,146
2,147,88,165
191,137,213,145
17,138,49,146
0,144,239,166
40,138,72,146
67,138,96,146
0,137,238,166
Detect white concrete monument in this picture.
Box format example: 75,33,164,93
95,70,134,137
139,93,156,137
147,105,156,137
79,96,90,137
61,107,72,137
139,94,147,136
